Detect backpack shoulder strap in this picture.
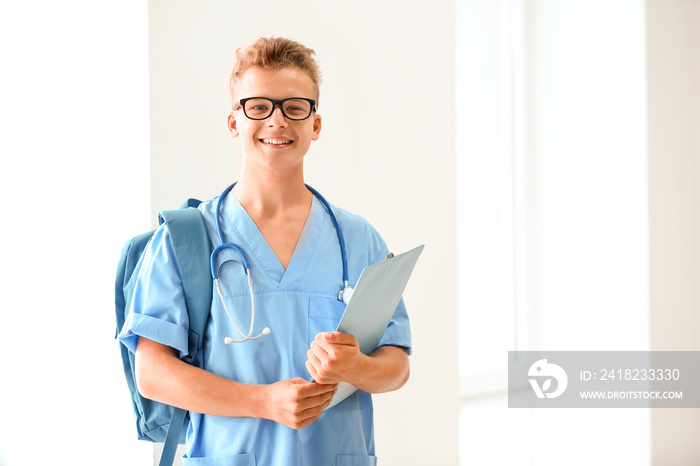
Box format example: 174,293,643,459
156,204,212,466
159,408,187,466
158,205,213,363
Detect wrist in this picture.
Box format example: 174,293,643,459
346,346,410,394
247,383,269,420
222,380,268,419
346,352,373,388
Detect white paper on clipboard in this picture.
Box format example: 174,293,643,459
323,244,424,409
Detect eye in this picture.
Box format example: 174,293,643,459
283,99,311,118
244,98,272,117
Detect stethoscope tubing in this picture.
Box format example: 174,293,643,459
304,184,350,289
209,182,352,344
211,182,349,288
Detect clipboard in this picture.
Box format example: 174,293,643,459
323,244,424,409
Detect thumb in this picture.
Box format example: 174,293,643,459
289,377,311,385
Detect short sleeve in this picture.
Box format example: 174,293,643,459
118,225,191,360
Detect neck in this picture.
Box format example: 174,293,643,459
232,166,311,214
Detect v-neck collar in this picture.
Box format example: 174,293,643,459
223,193,326,290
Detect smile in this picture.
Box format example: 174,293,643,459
260,138,293,145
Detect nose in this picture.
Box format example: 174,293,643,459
266,105,288,127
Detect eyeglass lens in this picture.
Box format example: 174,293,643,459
243,98,313,120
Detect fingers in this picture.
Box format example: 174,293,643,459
310,332,359,364
305,358,320,382
288,376,336,391
276,380,337,430
286,378,337,413
307,332,362,384
306,344,334,383
302,385,337,411
314,331,357,346
289,392,335,429
306,346,323,372
307,332,354,366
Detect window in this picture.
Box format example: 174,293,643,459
457,1,649,464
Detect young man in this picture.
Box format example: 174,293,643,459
119,37,411,465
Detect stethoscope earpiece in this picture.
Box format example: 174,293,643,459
224,326,270,344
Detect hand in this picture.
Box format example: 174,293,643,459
263,377,337,430
305,332,365,385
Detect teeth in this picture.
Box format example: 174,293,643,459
261,139,292,145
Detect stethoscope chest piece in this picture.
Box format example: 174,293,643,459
338,283,354,305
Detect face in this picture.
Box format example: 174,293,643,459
228,67,322,175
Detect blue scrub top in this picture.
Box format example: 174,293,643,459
119,191,412,465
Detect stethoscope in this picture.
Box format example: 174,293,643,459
210,183,354,343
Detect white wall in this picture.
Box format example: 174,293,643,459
0,1,153,465
647,0,700,463
148,1,458,464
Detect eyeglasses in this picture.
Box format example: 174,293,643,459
237,97,317,121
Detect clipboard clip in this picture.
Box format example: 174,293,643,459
385,252,394,260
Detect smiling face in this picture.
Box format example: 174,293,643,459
228,66,322,177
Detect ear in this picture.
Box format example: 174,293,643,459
227,112,239,138
311,113,322,141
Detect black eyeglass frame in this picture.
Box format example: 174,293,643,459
237,97,317,121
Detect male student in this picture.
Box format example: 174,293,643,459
119,37,411,465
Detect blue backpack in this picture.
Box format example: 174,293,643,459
114,199,212,466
